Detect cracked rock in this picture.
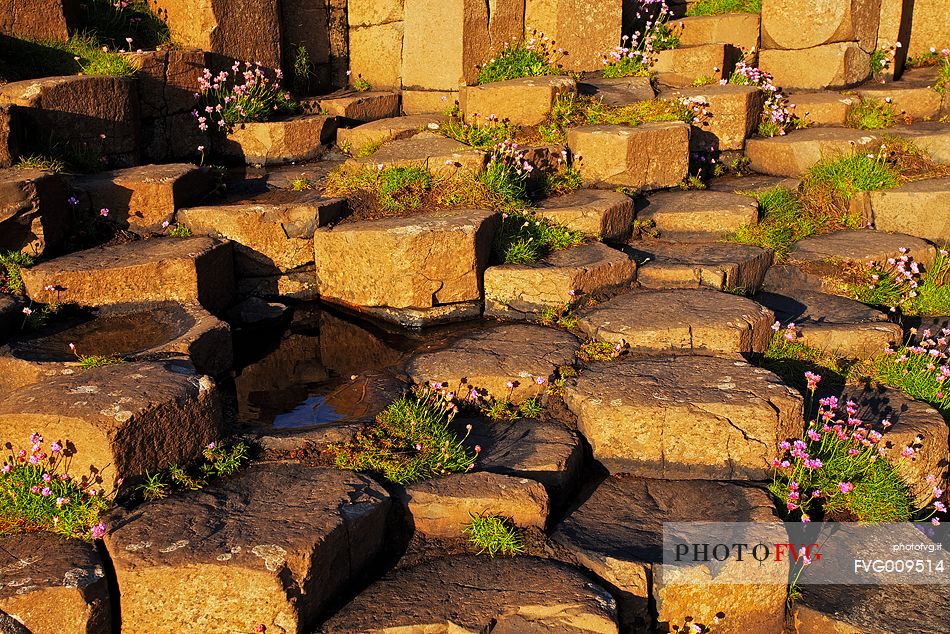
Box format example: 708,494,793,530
563,356,803,478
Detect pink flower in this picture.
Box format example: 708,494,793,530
804,371,821,391
934,501,947,513
1,465,10,474
838,482,855,494
99,208,110,217
40,487,51,496
50,441,62,453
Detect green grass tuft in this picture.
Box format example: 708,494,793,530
847,99,897,130
135,441,248,501
77,354,126,370
440,115,519,149
0,251,34,295
725,186,821,260
540,94,693,144
15,155,66,173
464,513,525,556
476,33,566,84
857,335,950,419
687,0,761,15
327,386,477,485
493,211,585,264
803,151,900,201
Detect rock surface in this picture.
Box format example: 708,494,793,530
321,555,620,633
0,167,69,257
406,323,579,402
637,190,760,241
535,189,635,241
576,288,775,354
104,464,390,634
564,357,803,478
460,76,577,126
870,177,950,243
221,114,337,165
632,241,772,293
746,127,882,177
568,122,690,190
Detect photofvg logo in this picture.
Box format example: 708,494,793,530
661,522,949,586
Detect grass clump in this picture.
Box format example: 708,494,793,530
802,149,899,210
327,386,477,485
440,114,519,149
846,99,897,130
0,251,34,295
476,30,566,84
848,248,950,316
136,441,248,502
540,93,693,143
464,513,525,557
725,186,822,259
857,331,950,418
579,339,626,362
15,155,66,173
762,328,855,394
687,0,761,15
482,395,544,421
540,163,583,196
0,433,112,539
80,0,171,50
325,165,433,213
493,211,585,264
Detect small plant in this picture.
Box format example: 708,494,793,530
67,342,125,369
292,44,313,92
603,0,679,78
476,29,566,84
0,251,34,294
802,147,899,206
692,75,717,86
729,62,795,137
929,48,950,94
168,223,192,238
579,339,626,362
481,140,534,204
464,513,525,556
493,211,585,264
725,186,821,260
687,0,760,15
540,162,583,196
325,165,434,212
290,177,315,191
870,43,899,80
849,248,950,315
195,61,296,132
671,615,719,633
80,0,171,50
134,441,248,501
351,73,371,92
327,385,477,485
847,98,897,130
138,471,170,502
540,93,694,144
439,113,519,149
770,381,944,523
538,291,582,330
15,154,66,172
0,433,112,539
858,328,950,418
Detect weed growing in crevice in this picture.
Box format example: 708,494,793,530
68,342,126,370
476,29,567,84
0,251,34,295
602,0,679,78
493,211,585,264
847,98,897,130
579,339,627,362
135,441,248,502
439,114,519,149
539,93,695,143
15,155,66,173
761,326,856,394
0,433,113,539
327,386,477,485
464,513,525,556
687,0,760,15
848,248,950,316
725,186,822,259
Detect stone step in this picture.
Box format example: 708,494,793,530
0,300,231,392
635,190,760,241
659,83,765,151
888,121,950,164
0,532,110,634
313,209,497,312
790,583,949,634
564,356,803,479
788,229,936,269
787,91,860,127
177,192,347,277
632,240,772,293
0,359,221,487
678,12,761,52
103,464,390,634
219,113,337,166
755,286,902,359
336,114,446,156
760,43,870,91
553,476,787,633
484,241,637,319
76,163,214,234
870,177,950,243
406,323,579,403
404,471,549,539
460,75,577,126
842,384,949,505
0,167,68,257
855,73,944,121
568,122,690,190
576,76,656,107
576,288,774,354
321,555,620,633
304,90,401,123
654,43,740,88
20,236,235,313
346,132,486,174
535,189,634,241
745,127,882,177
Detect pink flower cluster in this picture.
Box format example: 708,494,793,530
728,62,794,135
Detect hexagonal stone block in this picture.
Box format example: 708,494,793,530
76,163,214,234
761,0,881,51
568,122,690,190
348,22,404,90
0,532,110,634
347,133,486,174
887,122,950,164
313,209,497,309
746,127,883,177
637,190,760,241
759,43,870,90
0,300,231,392
789,229,936,268
535,189,634,241
177,193,347,276
104,464,390,634
756,288,902,359
322,555,620,632
663,83,765,151
788,91,860,127
336,114,445,156
856,82,944,121
404,471,549,538
553,476,787,632
313,91,400,122
0,0,79,42
654,43,737,87
0,167,69,256
577,288,774,354
0,360,221,487
20,236,235,313
460,76,577,126
632,240,773,293
791,583,949,634
220,114,337,165
678,12,761,52
564,357,803,478
484,242,637,318
525,0,621,72
576,76,655,107
406,323,579,402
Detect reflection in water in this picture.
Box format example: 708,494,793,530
233,303,476,429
